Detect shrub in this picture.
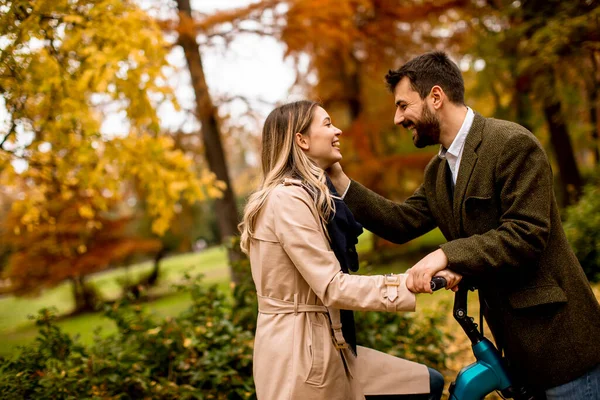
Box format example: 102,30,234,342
0,308,89,399
0,277,255,400
564,180,600,283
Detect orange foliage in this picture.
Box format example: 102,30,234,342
275,0,472,201
1,195,161,296
159,0,471,203
159,0,471,201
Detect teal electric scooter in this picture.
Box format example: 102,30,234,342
430,277,534,400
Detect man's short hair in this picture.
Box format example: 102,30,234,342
385,51,465,105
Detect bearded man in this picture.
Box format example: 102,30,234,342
328,51,600,399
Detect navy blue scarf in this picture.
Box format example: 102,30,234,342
325,176,363,355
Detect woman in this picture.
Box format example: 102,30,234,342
239,101,458,400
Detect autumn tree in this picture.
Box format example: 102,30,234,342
0,0,221,305
163,0,474,251
240,0,469,249
272,0,600,208
1,190,162,312
147,0,256,286
248,0,467,199
467,0,600,204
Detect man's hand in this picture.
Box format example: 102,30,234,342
406,267,462,293
325,162,350,195
433,269,462,292
406,249,451,293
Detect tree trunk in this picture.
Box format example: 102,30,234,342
516,1,583,205
590,52,600,165
589,87,600,166
71,276,97,314
514,75,534,132
147,247,166,286
175,0,245,285
594,103,600,166
543,99,583,206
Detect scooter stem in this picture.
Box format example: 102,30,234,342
453,284,481,345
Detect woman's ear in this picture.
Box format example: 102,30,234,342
295,132,310,151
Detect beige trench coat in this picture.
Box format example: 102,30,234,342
249,180,430,400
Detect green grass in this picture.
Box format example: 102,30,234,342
0,247,226,329
0,246,231,356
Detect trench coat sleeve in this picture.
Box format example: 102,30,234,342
440,133,552,276
343,181,437,245
272,186,416,312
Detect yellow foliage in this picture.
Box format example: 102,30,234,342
0,0,222,240
78,205,95,219
0,0,225,295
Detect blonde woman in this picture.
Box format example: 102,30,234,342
239,101,459,400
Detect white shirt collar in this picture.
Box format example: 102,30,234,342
438,107,474,159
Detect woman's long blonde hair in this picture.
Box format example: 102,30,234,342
239,100,335,254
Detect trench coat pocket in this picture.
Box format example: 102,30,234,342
305,321,325,386
507,284,567,309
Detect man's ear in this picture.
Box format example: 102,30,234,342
295,132,310,150
430,85,444,110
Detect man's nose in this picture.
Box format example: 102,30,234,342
394,111,404,126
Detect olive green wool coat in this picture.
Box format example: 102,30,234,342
344,112,600,390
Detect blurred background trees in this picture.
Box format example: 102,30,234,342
0,0,222,310
1,0,599,308
1,0,599,302
1,0,599,396
209,0,600,250
0,0,599,379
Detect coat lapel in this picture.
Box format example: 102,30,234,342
436,157,459,239
452,113,485,224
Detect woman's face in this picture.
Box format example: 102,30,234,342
299,106,342,169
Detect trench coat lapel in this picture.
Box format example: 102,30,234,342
452,113,485,226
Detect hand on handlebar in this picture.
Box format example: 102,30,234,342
433,269,462,292
406,248,453,293
407,267,462,294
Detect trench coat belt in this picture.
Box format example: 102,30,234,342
257,294,328,315
257,294,349,351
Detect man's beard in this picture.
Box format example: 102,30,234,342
410,105,441,148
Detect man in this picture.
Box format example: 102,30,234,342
328,51,600,398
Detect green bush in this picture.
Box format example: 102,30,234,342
0,277,255,400
0,270,451,398
564,180,600,283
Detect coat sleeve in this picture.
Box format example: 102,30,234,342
440,133,552,276
343,180,437,244
271,186,416,312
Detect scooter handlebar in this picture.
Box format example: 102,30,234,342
430,276,447,292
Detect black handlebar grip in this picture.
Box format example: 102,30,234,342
430,276,447,291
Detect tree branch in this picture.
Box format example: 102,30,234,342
0,120,17,151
